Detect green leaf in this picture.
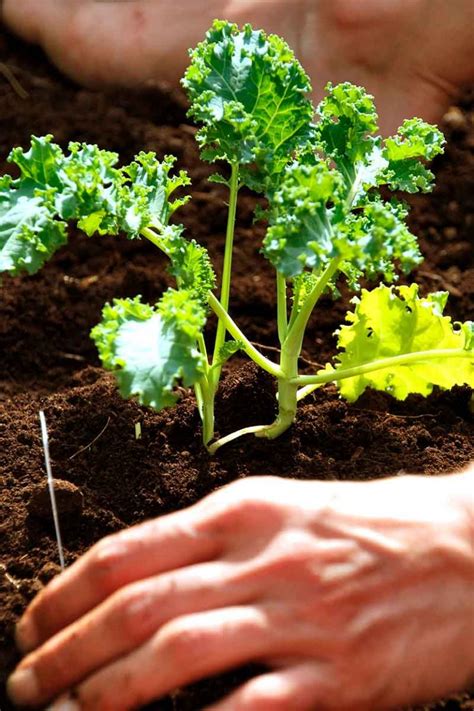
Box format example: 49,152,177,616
335,198,422,286
159,224,216,306
91,293,206,410
263,159,421,283
8,136,191,237
121,153,191,231
0,176,67,275
263,160,343,277
0,136,193,276
217,339,244,366
9,135,66,188
381,118,445,192
183,20,315,190
263,84,442,287
332,284,474,401
9,136,122,228
208,173,230,187
315,83,386,202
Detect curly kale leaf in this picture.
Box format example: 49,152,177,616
263,161,343,276
315,82,386,204
263,84,444,288
1,136,192,275
91,292,206,410
263,159,421,282
315,83,445,203
183,20,315,191
335,198,422,286
381,118,446,192
158,224,216,307
9,136,121,228
119,153,191,234
0,175,67,275
330,284,474,401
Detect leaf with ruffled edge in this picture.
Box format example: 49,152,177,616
91,292,206,410
0,175,67,276
263,84,444,297
315,82,387,205
263,160,343,277
1,135,193,275
182,20,316,191
262,159,422,284
381,118,446,192
315,84,445,204
329,284,474,401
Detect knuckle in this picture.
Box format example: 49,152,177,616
257,530,320,580
88,536,128,594
214,478,283,524
158,619,213,667
111,584,160,643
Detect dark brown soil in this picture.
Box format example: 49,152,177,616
0,26,473,711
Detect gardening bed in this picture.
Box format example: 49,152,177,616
0,26,473,711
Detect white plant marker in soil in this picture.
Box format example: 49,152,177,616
39,410,65,571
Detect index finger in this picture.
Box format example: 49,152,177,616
16,503,222,654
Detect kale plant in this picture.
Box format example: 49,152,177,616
1,21,472,453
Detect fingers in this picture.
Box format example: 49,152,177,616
52,606,277,711
9,562,260,708
2,0,43,42
15,506,222,653
204,663,323,711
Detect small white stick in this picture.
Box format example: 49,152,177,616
39,411,65,571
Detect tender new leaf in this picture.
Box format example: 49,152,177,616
332,284,474,401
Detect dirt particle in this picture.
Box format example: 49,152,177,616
26,479,84,520
38,561,62,584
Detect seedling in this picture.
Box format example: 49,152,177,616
1,21,472,453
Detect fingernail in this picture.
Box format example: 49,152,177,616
7,666,39,705
47,696,81,711
15,616,39,653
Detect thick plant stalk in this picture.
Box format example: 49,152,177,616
256,259,342,439
255,351,299,440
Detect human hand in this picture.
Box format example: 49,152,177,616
7,473,474,710
3,0,474,133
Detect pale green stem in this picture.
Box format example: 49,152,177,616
194,333,215,444
211,162,240,383
287,282,301,332
284,257,342,356
255,347,299,440
208,293,283,378
207,424,273,455
197,333,209,365
200,383,216,446
252,258,343,441
296,382,324,401
276,272,288,344
194,381,204,419
293,349,473,387
141,225,169,254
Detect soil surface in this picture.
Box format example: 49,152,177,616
0,26,473,711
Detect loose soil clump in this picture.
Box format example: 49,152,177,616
0,28,473,711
